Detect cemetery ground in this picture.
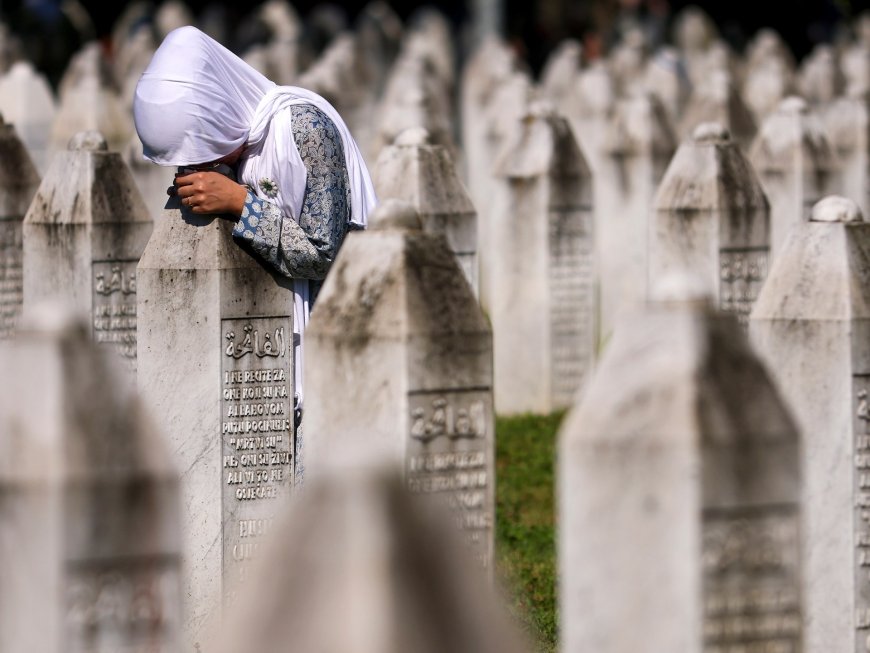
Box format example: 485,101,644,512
496,411,563,653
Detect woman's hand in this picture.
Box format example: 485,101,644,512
174,171,248,216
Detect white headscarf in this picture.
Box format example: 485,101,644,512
133,25,375,229
134,26,376,402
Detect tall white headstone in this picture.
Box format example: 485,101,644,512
651,122,770,326
305,200,494,568
750,195,870,653
23,131,153,368
822,90,870,217
490,102,595,414
137,188,296,649
0,61,56,174
680,70,756,153
560,289,802,653
750,96,838,261
0,305,183,653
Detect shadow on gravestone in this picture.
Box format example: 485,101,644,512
23,130,153,371
651,122,770,328
750,196,870,653
137,191,295,651
211,463,530,653
559,283,802,653
0,303,182,653
305,199,495,570
0,112,40,340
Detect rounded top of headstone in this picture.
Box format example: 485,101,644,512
68,130,108,152
810,195,864,223
368,198,423,231
691,121,731,144
778,95,808,114
395,127,431,147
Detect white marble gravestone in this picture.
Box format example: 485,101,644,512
23,131,152,368
643,47,691,126
137,188,296,649
490,102,595,414
0,305,182,653
597,92,676,341
0,114,39,339
680,70,757,153
305,200,494,569
374,127,478,293
213,465,528,653
750,96,837,261
0,61,56,174
560,287,802,653
822,90,870,217
749,195,870,653
798,45,845,108
651,122,770,326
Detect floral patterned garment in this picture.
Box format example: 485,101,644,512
233,104,352,291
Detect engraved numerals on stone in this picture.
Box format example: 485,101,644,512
92,260,138,367
855,375,870,653
0,221,22,338
702,508,801,653
719,249,769,327
221,316,293,606
406,390,493,568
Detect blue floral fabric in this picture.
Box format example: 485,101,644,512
233,104,352,282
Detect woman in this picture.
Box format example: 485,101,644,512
133,25,376,414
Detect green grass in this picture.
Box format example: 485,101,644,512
495,411,565,653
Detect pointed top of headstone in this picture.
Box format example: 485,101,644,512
540,39,582,104
368,198,423,231
673,5,718,52
810,195,863,223
798,44,844,105
68,130,107,151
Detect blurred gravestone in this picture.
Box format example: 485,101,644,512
750,195,870,653
305,200,495,568
651,123,770,326
680,70,756,153
0,61,56,174
23,131,152,369
0,305,182,653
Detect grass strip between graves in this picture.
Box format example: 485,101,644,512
495,411,564,653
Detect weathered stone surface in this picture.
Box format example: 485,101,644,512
137,191,296,649
749,195,870,653
23,131,152,368
750,96,838,260
305,199,494,568
651,122,770,326
597,92,676,341
680,70,757,152
560,291,802,653
0,305,182,653
490,102,595,414
0,62,56,174
212,464,527,653
374,127,478,293
0,113,39,340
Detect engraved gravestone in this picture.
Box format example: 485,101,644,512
374,127,478,293
651,122,770,327
489,102,595,414
304,200,494,569
0,61,56,174
213,465,530,653
597,92,676,341
559,286,802,653
0,113,39,339
22,131,152,368
137,190,295,649
750,196,870,653
750,96,837,261
0,305,182,653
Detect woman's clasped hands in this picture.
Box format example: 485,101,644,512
171,170,248,216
